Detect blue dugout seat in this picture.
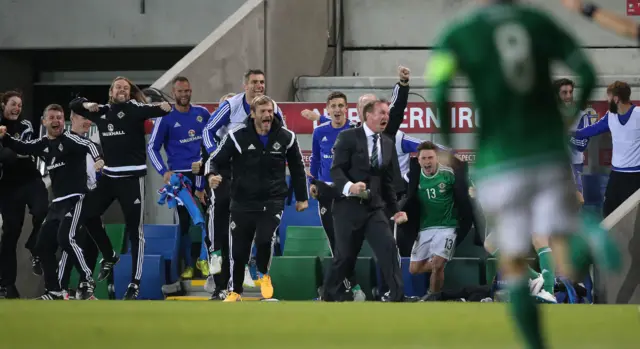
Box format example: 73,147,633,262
113,254,165,300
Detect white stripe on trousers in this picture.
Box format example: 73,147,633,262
135,176,146,281
227,215,235,291
68,195,94,282
57,251,69,285
207,188,216,250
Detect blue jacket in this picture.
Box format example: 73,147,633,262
148,105,209,190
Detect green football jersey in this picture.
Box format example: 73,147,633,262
418,165,458,230
427,3,596,179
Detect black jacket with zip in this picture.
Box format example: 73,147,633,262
204,117,308,212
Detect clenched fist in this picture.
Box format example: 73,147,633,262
94,159,105,172
159,102,172,112
300,109,320,121
208,174,222,189
398,65,411,83
83,102,100,112
393,211,408,224
0,126,6,138
349,182,366,195
296,200,308,212
192,161,202,174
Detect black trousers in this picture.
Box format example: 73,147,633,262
209,178,231,291
88,175,145,285
0,177,48,287
58,214,116,287
317,195,358,290
38,195,93,292
603,171,640,218
323,199,404,302
228,208,282,294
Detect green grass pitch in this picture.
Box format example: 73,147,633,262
0,301,638,349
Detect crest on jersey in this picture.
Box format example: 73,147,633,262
117,111,125,119
108,124,114,132
273,142,281,151
197,115,203,123
188,129,195,137
584,107,599,126
439,182,446,193
58,143,63,152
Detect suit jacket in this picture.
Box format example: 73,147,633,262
330,127,399,214
401,157,484,247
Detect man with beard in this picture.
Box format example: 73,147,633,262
204,95,308,302
573,81,640,217
556,78,591,199
0,104,101,300
308,91,365,301
69,76,172,299
0,91,48,299
148,76,211,280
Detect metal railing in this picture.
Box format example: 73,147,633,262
37,122,100,176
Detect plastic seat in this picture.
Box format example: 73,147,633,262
270,256,322,300
113,254,165,300
283,226,331,257
139,224,180,283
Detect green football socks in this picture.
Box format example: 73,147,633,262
507,276,545,349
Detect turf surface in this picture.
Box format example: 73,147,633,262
0,301,638,349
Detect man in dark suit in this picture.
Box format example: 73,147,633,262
322,99,408,302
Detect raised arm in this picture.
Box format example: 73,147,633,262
69,97,111,123
125,100,171,120
147,117,170,176
284,130,309,202
575,113,610,138
562,0,640,43
0,127,47,157
330,131,353,196
203,100,231,154
385,67,411,137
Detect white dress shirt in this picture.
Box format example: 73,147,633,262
342,123,382,196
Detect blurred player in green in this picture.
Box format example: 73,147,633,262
427,1,620,348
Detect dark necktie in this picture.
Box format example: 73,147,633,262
370,133,379,169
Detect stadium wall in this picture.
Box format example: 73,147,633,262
341,0,639,77
0,0,244,49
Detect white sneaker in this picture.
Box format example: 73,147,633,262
243,266,255,288
535,289,558,304
204,274,216,294
529,275,544,295
209,254,222,275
